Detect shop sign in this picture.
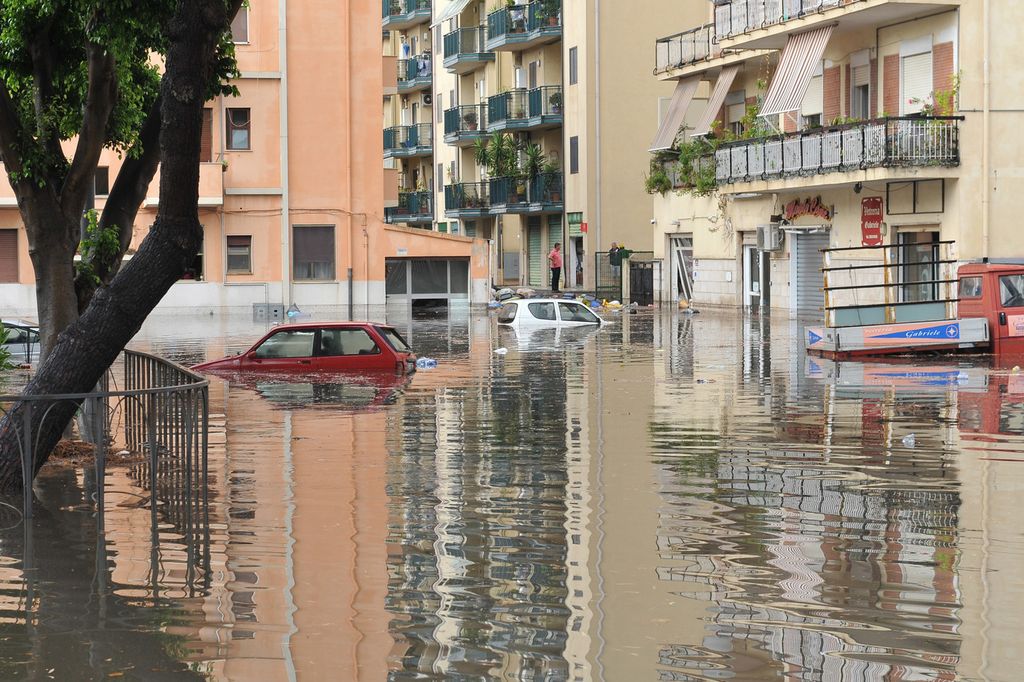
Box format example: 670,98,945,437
784,196,833,222
581,222,588,233
861,197,884,246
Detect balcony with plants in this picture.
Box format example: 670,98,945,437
382,0,432,30
383,123,434,159
485,0,562,52
487,86,563,133
444,180,492,217
397,55,433,94
471,134,564,214
443,26,496,74
443,104,489,146
385,191,434,225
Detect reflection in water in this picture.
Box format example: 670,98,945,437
0,310,1022,679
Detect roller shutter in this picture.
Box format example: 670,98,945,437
901,52,932,115
528,218,543,287
794,232,829,320
0,229,17,282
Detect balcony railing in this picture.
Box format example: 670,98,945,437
385,191,434,223
712,116,961,185
655,24,714,74
529,85,562,117
383,123,433,154
488,89,529,127
383,0,431,22
486,0,562,43
444,104,488,136
529,171,563,204
397,55,432,90
444,26,487,58
445,181,492,211
715,0,850,41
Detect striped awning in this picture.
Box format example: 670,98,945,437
759,25,835,118
690,65,740,138
649,77,700,152
431,0,472,27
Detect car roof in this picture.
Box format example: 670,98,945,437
512,298,584,304
1,319,37,328
268,321,390,331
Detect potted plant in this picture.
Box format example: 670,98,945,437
463,109,479,130
539,0,559,26
542,159,561,201
548,90,562,114
389,0,401,15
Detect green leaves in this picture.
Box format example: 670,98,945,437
74,209,121,285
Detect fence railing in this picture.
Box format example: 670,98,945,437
397,55,432,85
384,123,433,152
444,103,488,135
714,0,853,40
488,89,529,126
487,172,563,206
383,0,431,19
444,26,487,58
445,181,491,210
655,24,714,73
487,0,562,41
529,85,562,117
713,116,961,185
385,191,434,222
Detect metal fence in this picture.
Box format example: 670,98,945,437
714,0,849,40
654,24,714,74
595,251,657,304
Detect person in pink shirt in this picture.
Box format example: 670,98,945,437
548,242,563,293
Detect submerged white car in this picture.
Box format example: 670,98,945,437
1,319,40,364
496,298,603,327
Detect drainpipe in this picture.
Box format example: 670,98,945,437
981,0,991,257
347,0,355,321
279,0,292,306
594,0,602,268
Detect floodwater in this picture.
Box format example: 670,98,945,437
1,308,1023,680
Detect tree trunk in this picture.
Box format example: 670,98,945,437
0,0,230,494
24,203,81,362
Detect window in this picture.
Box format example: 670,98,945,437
437,93,443,122
898,231,939,302
901,50,932,115
254,330,315,359
318,328,380,356
851,64,870,119
959,277,982,299
293,225,335,280
801,114,821,128
569,136,578,174
569,46,578,85
0,229,16,282
201,108,213,162
438,163,444,186
528,302,556,320
376,326,411,352
226,108,251,150
559,302,599,323
230,8,249,43
498,303,518,323
226,235,252,274
94,167,109,197
1000,275,1024,308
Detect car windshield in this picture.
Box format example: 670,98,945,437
376,326,411,352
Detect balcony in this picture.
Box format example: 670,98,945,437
712,116,961,188
713,0,958,49
485,0,562,53
383,123,433,159
382,0,431,30
487,86,563,133
443,104,488,147
443,27,496,75
488,172,564,214
385,191,434,225
654,25,715,75
397,55,432,94
444,181,492,218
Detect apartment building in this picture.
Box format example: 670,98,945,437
0,1,489,318
648,0,1022,320
382,0,692,292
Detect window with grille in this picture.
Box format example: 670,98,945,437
293,225,335,280
227,235,252,274
226,108,251,150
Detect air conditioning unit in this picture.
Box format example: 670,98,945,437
422,93,433,105
757,223,784,252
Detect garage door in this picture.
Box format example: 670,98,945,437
528,218,543,287
0,229,16,282
794,232,829,320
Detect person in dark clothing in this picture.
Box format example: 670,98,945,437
609,242,622,279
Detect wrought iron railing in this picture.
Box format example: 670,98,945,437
444,26,488,59
488,89,529,126
655,24,714,73
383,0,431,19
444,103,488,136
714,0,851,40
713,117,961,185
384,123,433,152
445,181,491,210
397,55,432,85
529,171,563,203
487,0,562,41
529,85,562,117
385,191,434,222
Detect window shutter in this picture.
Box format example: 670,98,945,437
200,108,213,162
0,229,17,282
901,52,932,114
802,75,823,116
852,65,869,88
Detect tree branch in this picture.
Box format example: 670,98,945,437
61,41,117,217
0,84,26,179
28,14,65,166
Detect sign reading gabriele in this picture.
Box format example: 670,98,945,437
861,197,884,246
784,196,833,222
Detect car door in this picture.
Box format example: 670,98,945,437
315,327,392,371
243,328,317,371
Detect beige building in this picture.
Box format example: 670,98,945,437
0,1,490,318
648,0,1022,320
380,0,692,293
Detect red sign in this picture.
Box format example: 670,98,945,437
581,222,588,233
861,197,883,246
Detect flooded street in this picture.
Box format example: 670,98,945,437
2,308,1023,680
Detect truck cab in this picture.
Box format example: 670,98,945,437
957,262,1024,356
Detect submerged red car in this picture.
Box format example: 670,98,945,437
191,322,417,374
